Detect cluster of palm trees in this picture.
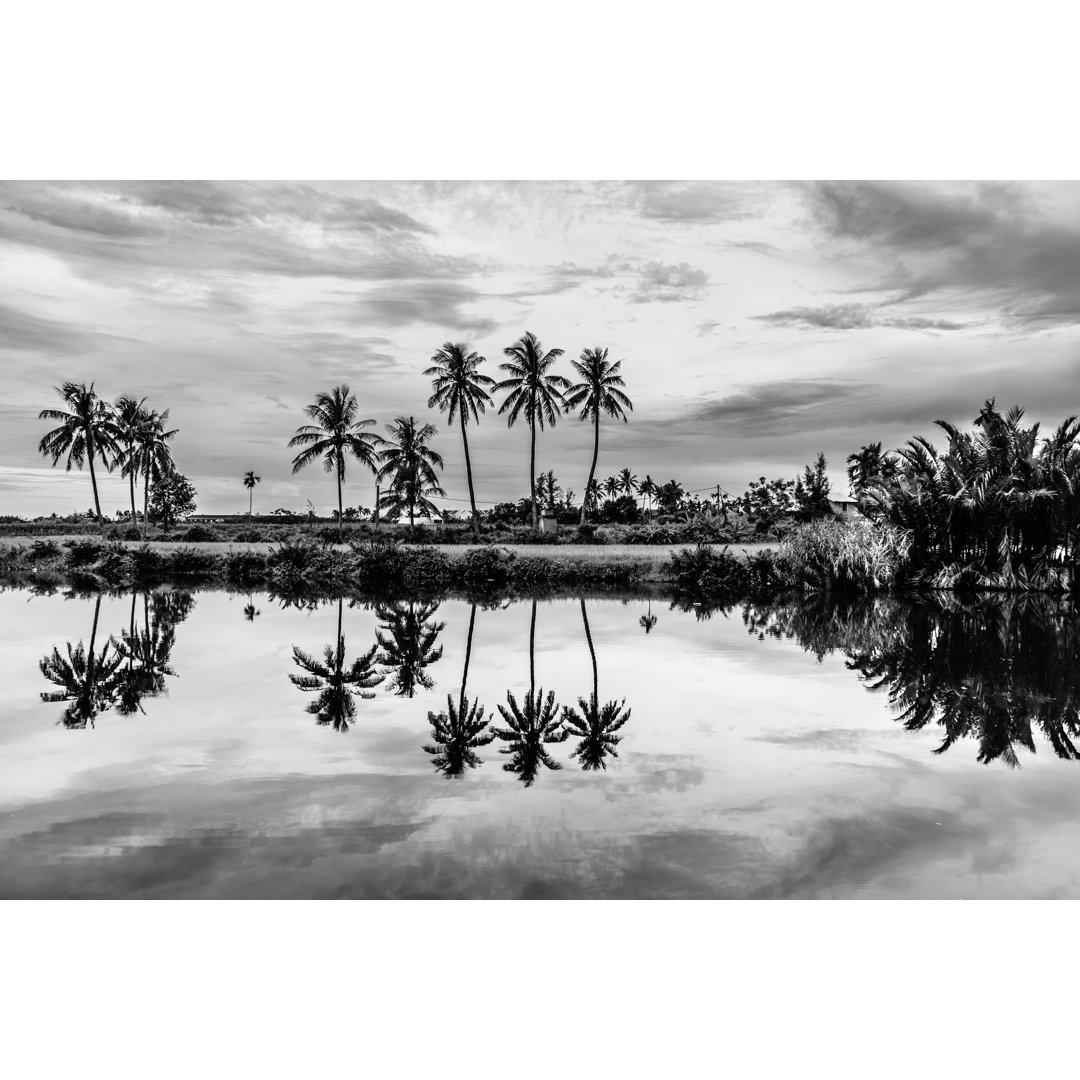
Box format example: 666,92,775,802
289,332,633,539
849,399,1080,590
38,382,177,536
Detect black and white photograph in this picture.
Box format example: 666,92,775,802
4,3,1078,1075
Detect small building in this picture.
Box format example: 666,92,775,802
828,496,861,515
540,511,559,535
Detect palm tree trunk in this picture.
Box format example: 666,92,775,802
529,598,537,696
460,602,476,714
86,426,103,522
87,595,101,713
337,468,344,543
461,412,480,541
249,487,253,516
529,416,538,531
337,595,343,649
580,598,597,707
142,471,149,540
581,411,600,525
129,467,137,528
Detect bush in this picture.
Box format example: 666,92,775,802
65,538,107,567
165,547,219,578
781,517,910,591
223,549,268,583
182,524,221,543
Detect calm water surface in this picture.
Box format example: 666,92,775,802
3,586,1080,899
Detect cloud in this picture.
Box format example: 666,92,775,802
351,282,496,333
755,302,965,332
0,300,126,355
687,378,880,435
631,261,708,303
632,181,762,223
804,180,1080,328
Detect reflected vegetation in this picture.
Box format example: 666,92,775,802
289,597,384,731
424,603,495,777
744,592,1080,766
492,599,568,786
375,600,445,697
39,588,189,728
562,599,631,770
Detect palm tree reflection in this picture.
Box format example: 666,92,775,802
290,596,384,731
375,600,445,697
639,598,657,634
562,599,630,769
492,599,567,785
424,603,493,776
39,594,122,728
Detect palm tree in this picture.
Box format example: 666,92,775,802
38,382,120,522
561,599,631,769
376,416,446,530
243,470,261,516
113,394,147,526
639,598,658,634
639,475,657,519
133,408,178,539
39,596,123,728
114,589,179,713
618,467,639,500
375,599,446,697
424,342,495,541
564,347,633,524
495,331,570,530
603,476,620,502
846,441,898,499
289,597,384,731
288,385,383,542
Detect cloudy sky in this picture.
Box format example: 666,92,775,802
4,179,1080,518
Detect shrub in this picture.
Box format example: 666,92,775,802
181,524,221,543
781,517,910,591
667,544,751,601
166,547,219,578
65,538,107,567
223,549,268,583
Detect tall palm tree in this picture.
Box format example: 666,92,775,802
39,595,123,728
38,382,120,522
375,599,446,697
133,408,178,539
424,342,495,541
564,347,633,524
495,331,570,530
243,470,261,516
113,394,147,526
561,599,631,770
289,597,385,731
376,416,446,531
288,385,383,542
424,604,495,776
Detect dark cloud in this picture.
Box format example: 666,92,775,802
632,181,761,223
631,261,708,303
351,282,496,333
687,378,880,435
804,180,1080,328
0,300,125,355
756,302,965,332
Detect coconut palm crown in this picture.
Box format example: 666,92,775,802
424,342,495,540
495,331,570,530
376,416,446,529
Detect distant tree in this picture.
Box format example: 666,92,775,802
288,385,383,542
38,382,120,522
132,408,178,538
495,331,570,530
793,452,833,521
113,394,147,526
617,467,639,499
602,476,621,502
654,480,685,515
243,470,261,515
377,416,446,530
149,472,197,532
736,476,796,533
846,441,899,499
639,475,657,518
564,346,633,524
425,341,495,541
536,469,561,511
